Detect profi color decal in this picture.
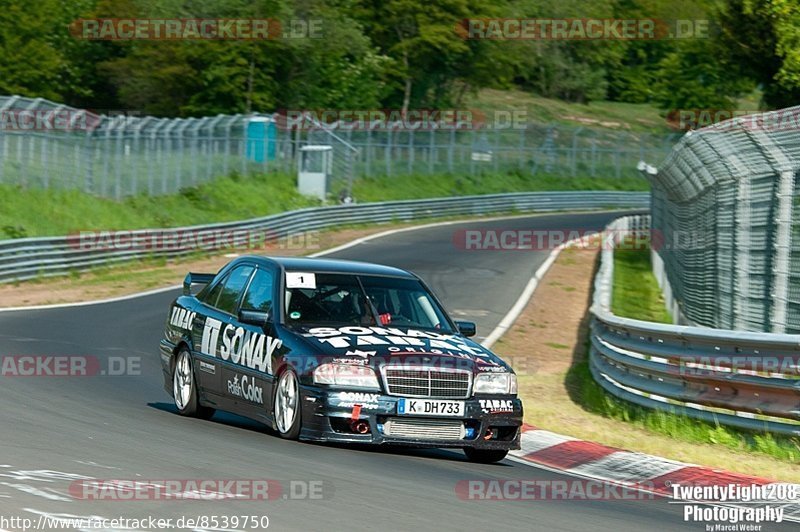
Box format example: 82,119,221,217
201,317,282,374
227,374,264,404
169,307,196,330
306,326,489,357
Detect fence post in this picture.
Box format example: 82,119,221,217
448,128,454,173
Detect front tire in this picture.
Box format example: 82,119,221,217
463,448,508,464
173,349,215,419
273,369,302,439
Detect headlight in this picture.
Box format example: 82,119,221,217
474,372,517,395
313,363,380,390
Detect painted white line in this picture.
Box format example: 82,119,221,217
0,210,617,313
0,482,71,501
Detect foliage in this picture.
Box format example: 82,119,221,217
0,0,798,116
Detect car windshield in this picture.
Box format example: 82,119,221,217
283,273,452,332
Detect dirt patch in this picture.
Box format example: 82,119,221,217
493,247,800,482
493,246,594,376
0,225,410,308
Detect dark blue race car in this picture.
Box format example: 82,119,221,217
160,255,522,463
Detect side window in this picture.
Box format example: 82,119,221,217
241,268,275,313
201,273,228,308
216,266,254,315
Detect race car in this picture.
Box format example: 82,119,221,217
159,255,522,463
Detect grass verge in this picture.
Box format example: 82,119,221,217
567,354,800,467
612,245,671,323
1,170,648,240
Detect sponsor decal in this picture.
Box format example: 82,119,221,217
227,374,264,404
479,399,514,414
477,365,506,372
344,350,376,358
198,361,216,375
306,326,490,357
201,318,282,374
330,357,368,366
337,392,379,403
339,401,379,410
169,307,196,330
476,359,505,372
334,391,380,410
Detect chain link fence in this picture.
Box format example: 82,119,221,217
0,95,680,200
644,109,800,333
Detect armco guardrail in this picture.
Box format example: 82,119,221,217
0,191,648,283
590,215,800,436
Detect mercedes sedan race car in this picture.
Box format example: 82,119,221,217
160,256,522,463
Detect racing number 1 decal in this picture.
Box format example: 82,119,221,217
286,272,316,289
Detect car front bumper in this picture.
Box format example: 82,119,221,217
298,385,523,450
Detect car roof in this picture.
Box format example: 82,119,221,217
237,255,417,279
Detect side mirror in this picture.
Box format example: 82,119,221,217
455,320,477,337
239,309,270,327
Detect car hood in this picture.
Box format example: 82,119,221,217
284,324,513,374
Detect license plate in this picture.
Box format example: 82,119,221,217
397,398,465,417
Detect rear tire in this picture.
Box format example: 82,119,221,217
463,448,508,464
273,369,302,439
173,349,215,419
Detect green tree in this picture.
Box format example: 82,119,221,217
0,0,96,101
716,0,800,108
652,38,752,112
354,0,506,112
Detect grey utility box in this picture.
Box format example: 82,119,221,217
298,145,333,200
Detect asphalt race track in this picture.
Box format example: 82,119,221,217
0,211,781,531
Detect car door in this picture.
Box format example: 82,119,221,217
192,264,255,405
229,265,280,418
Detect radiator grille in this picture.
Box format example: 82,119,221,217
383,417,465,440
383,367,471,398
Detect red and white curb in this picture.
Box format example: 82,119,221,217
510,426,800,521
